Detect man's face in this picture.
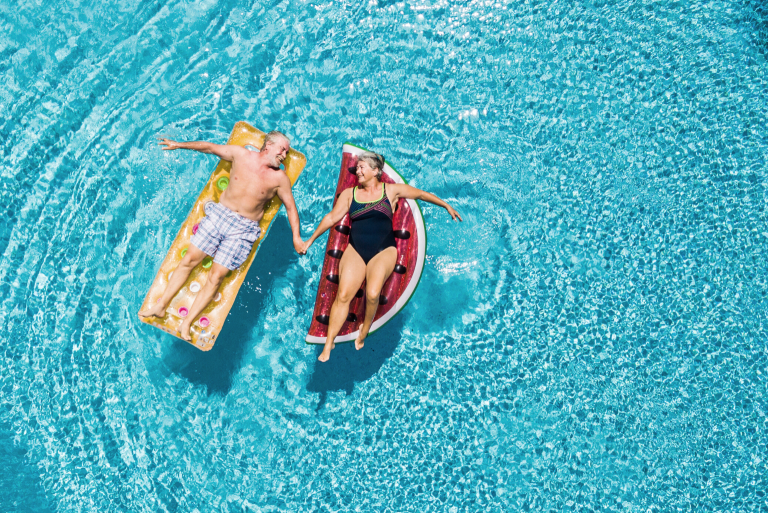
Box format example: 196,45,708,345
264,138,290,169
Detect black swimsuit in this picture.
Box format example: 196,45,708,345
348,184,397,264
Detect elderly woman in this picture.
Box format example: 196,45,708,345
303,152,462,362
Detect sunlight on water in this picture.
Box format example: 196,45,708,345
1,0,767,510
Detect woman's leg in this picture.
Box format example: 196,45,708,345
319,245,366,362
356,247,397,350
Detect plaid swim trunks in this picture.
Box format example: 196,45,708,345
190,202,262,270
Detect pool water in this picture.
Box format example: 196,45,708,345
2,0,767,511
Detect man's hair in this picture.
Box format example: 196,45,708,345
261,130,290,151
359,151,385,180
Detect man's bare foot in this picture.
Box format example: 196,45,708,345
179,321,192,342
139,303,167,319
354,331,366,350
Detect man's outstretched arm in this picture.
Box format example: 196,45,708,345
275,175,305,255
158,138,245,162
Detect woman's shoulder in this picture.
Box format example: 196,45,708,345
384,181,406,196
337,187,355,203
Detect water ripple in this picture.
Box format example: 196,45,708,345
1,0,767,510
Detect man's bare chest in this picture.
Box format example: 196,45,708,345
229,168,277,199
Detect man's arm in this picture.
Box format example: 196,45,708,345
275,175,305,255
158,138,246,162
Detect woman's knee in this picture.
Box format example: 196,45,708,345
336,289,356,304
365,287,381,304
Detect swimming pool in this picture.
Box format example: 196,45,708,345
1,0,767,510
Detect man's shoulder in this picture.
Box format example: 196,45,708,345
274,168,291,183
267,169,292,191
229,144,251,156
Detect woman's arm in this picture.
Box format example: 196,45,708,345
303,188,354,251
390,184,463,221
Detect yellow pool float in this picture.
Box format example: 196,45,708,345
138,121,306,350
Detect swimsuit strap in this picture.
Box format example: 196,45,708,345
350,183,393,219
353,184,385,204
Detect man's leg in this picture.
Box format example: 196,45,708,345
178,262,229,341
356,247,397,350
139,246,208,318
319,246,366,362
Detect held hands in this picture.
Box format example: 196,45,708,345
158,138,181,150
294,236,308,255
297,239,313,254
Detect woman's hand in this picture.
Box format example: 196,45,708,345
446,204,463,222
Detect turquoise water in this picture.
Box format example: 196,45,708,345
2,0,767,510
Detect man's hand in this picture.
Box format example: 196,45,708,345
294,236,307,255
159,138,182,151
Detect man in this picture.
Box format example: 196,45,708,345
139,130,305,341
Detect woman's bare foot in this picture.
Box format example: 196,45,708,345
355,324,370,350
317,341,335,362
179,321,193,342
139,303,167,319
354,331,366,350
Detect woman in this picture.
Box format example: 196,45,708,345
303,152,462,362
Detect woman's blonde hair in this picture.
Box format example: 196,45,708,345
358,151,385,180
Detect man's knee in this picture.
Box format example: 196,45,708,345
207,266,230,286
181,251,206,269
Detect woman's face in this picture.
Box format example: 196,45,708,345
356,160,378,181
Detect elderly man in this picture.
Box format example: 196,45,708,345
140,130,305,341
